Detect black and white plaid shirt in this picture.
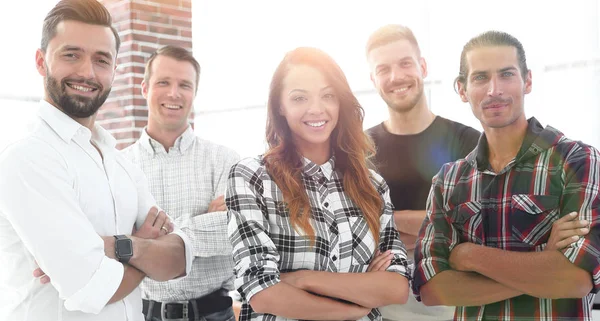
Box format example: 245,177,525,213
226,155,410,321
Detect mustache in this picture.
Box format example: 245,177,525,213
482,97,512,108
61,77,102,90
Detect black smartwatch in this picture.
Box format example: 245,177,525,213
114,235,133,264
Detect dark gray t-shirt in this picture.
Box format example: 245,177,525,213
367,116,480,211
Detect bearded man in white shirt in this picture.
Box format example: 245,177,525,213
0,0,193,320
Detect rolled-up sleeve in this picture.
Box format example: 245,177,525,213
560,145,600,293
0,140,123,314
371,171,410,279
174,148,240,258
129,161,194,279
225,159,281,302
412,165,458,301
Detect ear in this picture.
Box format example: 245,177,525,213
369,72,376,88
141,79,149,99
457,81,469,103
524,70,532,94
419,57,428,78
35,49,47,77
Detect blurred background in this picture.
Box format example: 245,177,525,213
1,0,598,156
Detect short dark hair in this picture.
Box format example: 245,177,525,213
454,31,528,90
41,0,120,53
144,45,201,92
365,24,421,57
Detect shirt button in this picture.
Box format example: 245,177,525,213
332,255,337,261
324,202,329,208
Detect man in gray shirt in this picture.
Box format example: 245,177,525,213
122,45,240,321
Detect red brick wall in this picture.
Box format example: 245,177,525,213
98,0,193,149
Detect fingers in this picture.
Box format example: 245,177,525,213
554,211,578,224
367,250,393,272
208,195,227,213
153,210,167,230
554,235,582,250
159,216,174,235
33,268,50,284
143,206,160,226
33,268,44,278
40,275,50,284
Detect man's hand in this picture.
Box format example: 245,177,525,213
449,242,477,272
208,195,227,213
33,265,50,285
367,250,393,272
133,206,173,239
102,235,117,259
545,211,589,251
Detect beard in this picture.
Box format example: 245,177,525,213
45,73,111,118
382,81,425,113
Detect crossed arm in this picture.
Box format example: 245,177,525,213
416,149,600,306
34,206,188,303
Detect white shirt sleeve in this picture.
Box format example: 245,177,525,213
0,139,123,314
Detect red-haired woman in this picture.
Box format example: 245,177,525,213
226,47,410,321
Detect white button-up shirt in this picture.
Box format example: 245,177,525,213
0,101,192,321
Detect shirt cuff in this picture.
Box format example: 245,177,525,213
387,259,411,281
412,257,451,301
189,211,231,257
170,229,193,280
239,273,281,303
563,237,600,293
63,256,124,314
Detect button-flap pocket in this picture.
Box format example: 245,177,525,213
511,194,559,247
511,194,559,215
449,201,483,243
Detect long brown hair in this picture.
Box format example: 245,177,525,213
264,47,382,244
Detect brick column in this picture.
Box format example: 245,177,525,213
98,0,193,149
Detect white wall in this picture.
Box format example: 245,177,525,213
192,0,600,157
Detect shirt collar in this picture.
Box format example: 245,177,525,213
302,155,336,181
139,125,195,155
37,99,116,150
467,117,559,171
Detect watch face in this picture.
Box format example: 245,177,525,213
116,239,133,256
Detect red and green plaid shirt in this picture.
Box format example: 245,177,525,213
413,117,600,321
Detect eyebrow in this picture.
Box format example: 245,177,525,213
288,86,333,95
61,45,113,61
471,66,519,76
156,77,195,85
375,56,412,70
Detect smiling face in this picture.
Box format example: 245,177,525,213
368,39,427,113
36,20,117,119
143,55,197,134
279,64,340,157
457,45,531,130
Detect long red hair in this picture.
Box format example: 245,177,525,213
263,47,382,244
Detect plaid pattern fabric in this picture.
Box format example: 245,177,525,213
122,127,240,301
226,155,410,321
413,118,600,320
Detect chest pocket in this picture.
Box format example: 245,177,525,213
347,215,375,270
510,194,559,247
449,201,483,244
